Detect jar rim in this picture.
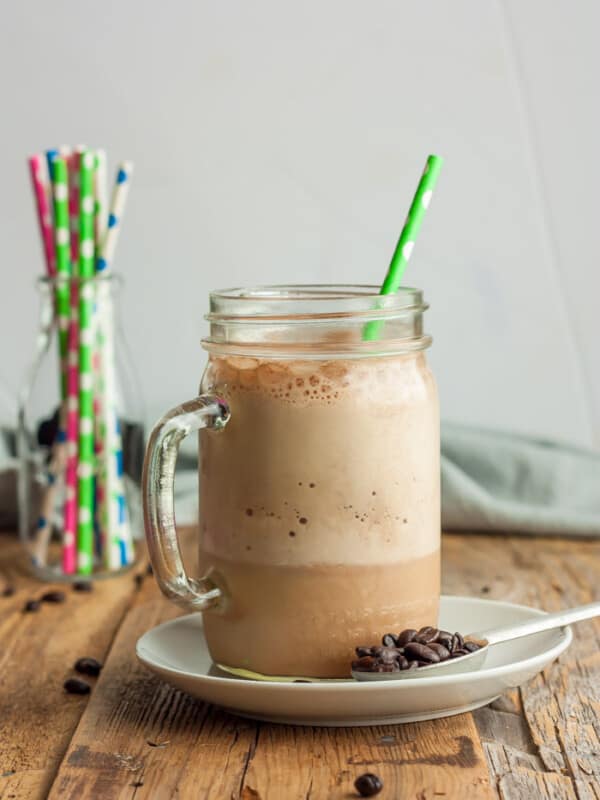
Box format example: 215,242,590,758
203,284,431,358
37,273,121,287
207,284,425,323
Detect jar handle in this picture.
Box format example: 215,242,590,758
142,395,230,610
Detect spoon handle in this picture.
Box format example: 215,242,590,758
477,600,600,646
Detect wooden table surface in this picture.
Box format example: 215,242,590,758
1,529,599,800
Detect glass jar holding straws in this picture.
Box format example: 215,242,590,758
17,147,143,580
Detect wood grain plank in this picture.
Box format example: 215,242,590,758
46,570,258,800
0,533,141,800
242,714,493,799
443,534,600,800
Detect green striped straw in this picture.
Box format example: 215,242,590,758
363,154,443,341
76,150,97,574
49,156,71,391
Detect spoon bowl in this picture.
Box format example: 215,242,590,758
352,640,489,681
352,599,600,681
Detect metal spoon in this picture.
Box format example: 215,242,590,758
352,600,600,681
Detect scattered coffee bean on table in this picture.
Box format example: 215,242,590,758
2,586,15,598
23,599,40,613
64,678,91,695
352,626,482,673
74,657,103,677
41,590,66,604
354,772,383,797
73,581,93,592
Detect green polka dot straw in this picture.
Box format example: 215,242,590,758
49,156,71,392
363,154,443,341
76,150,97,574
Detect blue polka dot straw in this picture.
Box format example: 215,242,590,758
96,161,134,568
97,161,133,272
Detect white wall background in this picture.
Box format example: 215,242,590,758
1,0,598,448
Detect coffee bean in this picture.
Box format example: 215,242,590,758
73,581,93,592
397,628,417,646
64,678,91,695
435,631,453,650
450,633,464,653
407,660,418,670
415,626,439,644
382,633,397,647
404,642,441,663
37,409,60,447
353,656,376,671
379,647,399,664
398,656,409,669
41,590,66,604
451,648,469,658
464,641,481,653
23,599,40,612
427,642,451,660
454,632,465,649
2,586,15,597
354,772,383,797
146,563,154,576
355,646,373,658
374,662,398,673
75,657,102,677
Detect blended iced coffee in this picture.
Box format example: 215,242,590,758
199,350,440,678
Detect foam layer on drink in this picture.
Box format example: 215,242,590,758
200,352,439,567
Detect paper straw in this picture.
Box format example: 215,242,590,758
363,154,443,341
31,431,68,567
97,161,133,272
92,150,109,556
59,150,82,575
67,152,80,263
33,154,72,564
97,162,134,567
76,150,97,574
94,150,108,257
28,153,57,563
48,154,71,387
28,155,56,277
46,149,59,180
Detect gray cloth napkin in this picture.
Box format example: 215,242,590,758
3,424,599,536
441,423,600,536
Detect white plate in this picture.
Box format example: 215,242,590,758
136,595,572,726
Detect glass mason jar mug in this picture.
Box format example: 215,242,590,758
18,275,145,581
143,285,440,678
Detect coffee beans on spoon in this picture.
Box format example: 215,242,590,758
352,626,482,673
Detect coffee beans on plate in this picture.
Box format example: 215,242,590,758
352,626,482,674
354,772,383,797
